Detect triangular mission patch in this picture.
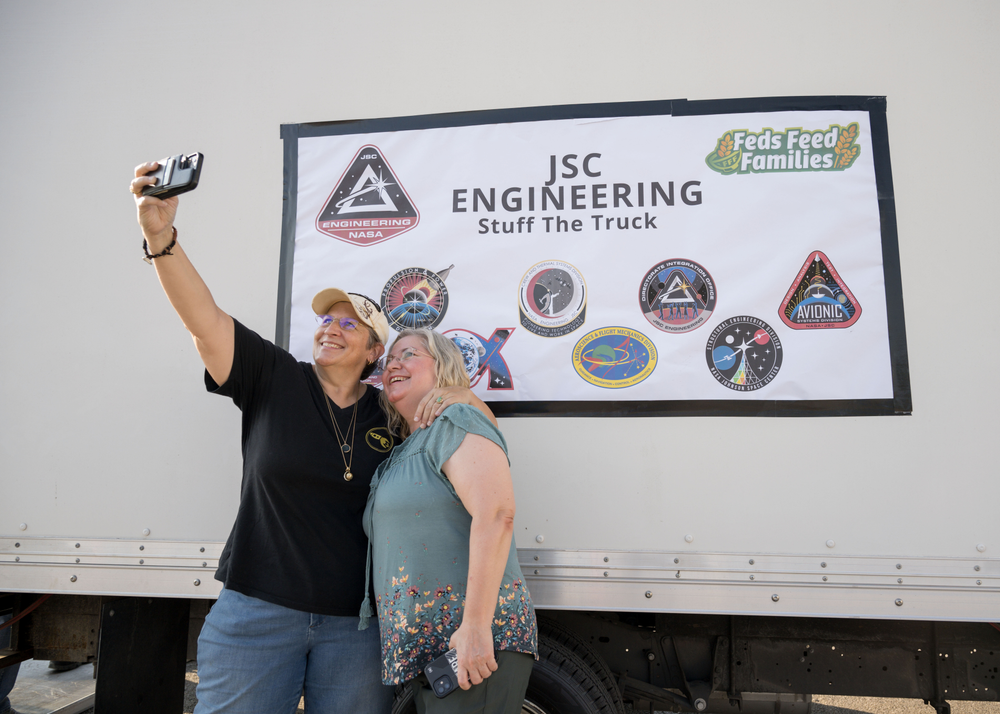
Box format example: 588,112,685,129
316,145,420,246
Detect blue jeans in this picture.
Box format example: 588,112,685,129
194,589,393,714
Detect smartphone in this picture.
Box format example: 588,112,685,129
142,152,203,199
424,648,460,698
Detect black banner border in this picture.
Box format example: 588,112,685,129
278,96,911,418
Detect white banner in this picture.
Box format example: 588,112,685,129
282,100,907,415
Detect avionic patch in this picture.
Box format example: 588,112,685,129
639,259,716,333
316,145,419,246
381,266,452,331
705,317,782,391
706,123,861,175
572,327,657,389
518,260,587,338
443,328,514,390
778,251,861,329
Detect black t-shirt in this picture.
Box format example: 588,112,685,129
207,319,396,615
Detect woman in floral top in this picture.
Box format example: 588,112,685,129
362,328,537,713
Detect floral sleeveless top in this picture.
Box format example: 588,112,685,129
362,405,537,685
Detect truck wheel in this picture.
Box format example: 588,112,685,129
537,617,626,714
524,637,620,714
391,638,618,714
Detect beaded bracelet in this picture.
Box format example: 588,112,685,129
142,226,177,264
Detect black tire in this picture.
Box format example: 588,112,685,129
391,639,619,714
391,682,416,714
537,617,626,714
525,637,620,714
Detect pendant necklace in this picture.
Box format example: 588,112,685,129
322,381,360,482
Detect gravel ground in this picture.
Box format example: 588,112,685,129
811,697,1000,714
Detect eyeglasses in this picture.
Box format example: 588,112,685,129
316,315,360,330
382,348,432,368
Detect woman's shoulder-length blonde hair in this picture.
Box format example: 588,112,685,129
379,328,470,439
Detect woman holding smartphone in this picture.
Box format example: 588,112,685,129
363,329,537,713
130,161,494,714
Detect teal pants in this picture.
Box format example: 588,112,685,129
413,651,534,714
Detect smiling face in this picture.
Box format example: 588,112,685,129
313,301,381,374
381,335,438,406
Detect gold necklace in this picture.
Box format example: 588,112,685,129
323,383,360,482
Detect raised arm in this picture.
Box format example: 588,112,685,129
441,433,515,689
131,162,234,385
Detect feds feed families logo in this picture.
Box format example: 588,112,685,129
706,123,861,175
572,327,657,389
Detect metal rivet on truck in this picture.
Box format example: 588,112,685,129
772,594,779,602
535,535,544,543
142,528,150,536
895,599,903,606
18,523,26,531
826,540,835,548
684,534,694,543
194,579,201,586
977,544,986,552
70,575,77,582
974,565,980,571
645,591,652,598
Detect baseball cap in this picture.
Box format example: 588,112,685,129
311,288,391,345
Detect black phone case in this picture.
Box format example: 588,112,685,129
142,153,203,199
424,649,460,698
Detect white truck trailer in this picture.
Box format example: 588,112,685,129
2,3,997,713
